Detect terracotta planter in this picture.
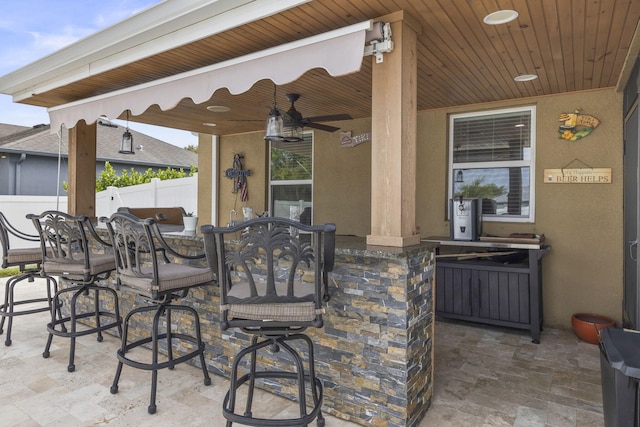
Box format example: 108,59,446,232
571,313,616,345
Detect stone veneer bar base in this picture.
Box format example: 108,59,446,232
86,232,435,427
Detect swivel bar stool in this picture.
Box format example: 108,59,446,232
102,212,214,414
202,217,336,427
28,210,122,372
0,211,62,346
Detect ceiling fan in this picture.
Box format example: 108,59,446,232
280,93,352,133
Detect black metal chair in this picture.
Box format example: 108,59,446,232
201,217,336,427
0,212,62,346
101,212,214,414
28,210,122,372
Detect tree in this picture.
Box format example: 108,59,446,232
455,177,506,200
184,145,198,154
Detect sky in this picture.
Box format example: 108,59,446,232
0,0,198,148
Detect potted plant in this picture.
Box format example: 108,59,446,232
183,211,198,232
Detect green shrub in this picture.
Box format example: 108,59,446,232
63,162,197,192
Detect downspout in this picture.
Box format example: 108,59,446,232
15,153,26,195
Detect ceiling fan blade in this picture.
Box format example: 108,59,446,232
305,113,353,122
305,122,341,132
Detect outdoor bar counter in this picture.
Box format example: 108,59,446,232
94,230,437,427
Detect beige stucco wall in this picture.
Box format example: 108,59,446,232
417,87,624,328
210,87,623,329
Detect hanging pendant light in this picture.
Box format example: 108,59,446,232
264,84,284,142
119,110,135,154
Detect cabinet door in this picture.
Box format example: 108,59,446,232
476,270,530,324
436,264,473,316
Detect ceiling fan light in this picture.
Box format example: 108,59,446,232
264,108,284,141
283,124,304,142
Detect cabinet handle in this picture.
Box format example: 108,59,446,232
630,239,638,261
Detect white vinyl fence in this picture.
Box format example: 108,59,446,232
0,195,69,250
95,175,198,219
1,175,197,250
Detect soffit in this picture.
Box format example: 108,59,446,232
6,0,640,137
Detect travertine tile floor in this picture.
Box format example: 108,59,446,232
0,278,605,426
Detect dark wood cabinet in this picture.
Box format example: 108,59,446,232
428,238,548,343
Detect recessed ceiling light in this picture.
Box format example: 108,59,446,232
514,74,538,82
203,122,217,127
206,105,231,113
483,10,519,25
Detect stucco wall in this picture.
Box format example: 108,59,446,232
218,132,269,226
214,87,623,329
417,87,624,328
217,118,372,236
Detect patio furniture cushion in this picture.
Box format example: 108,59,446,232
6,247,44,265
43,253,115,278
119,263,215,295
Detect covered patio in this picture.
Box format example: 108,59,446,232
0,0,637,425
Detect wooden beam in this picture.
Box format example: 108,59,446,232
367,11,421,247
67,121,97,217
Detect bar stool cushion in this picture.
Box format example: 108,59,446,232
120,263,215,295
226,279,317,322
6,247,44,265
44,253,116,277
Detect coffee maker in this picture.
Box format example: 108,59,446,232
450,196,482,241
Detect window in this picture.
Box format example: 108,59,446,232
269,132,313,224
449,106,536,222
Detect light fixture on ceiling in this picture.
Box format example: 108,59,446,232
203,122,217,127
119,110,135,154
264,84,284,142
483,10,519,25
282,93,304,143
455,170,464,183
206,105,231,113
514,74,538,82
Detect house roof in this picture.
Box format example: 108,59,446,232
0,123,30,139
0,121,198,169
0,0,638,137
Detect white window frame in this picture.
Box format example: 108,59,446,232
448,105,536,223
268,131,314,221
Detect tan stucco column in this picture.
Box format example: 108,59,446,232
67,121,97,217
367,11,422,247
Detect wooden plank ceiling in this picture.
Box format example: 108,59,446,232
20,0,640,137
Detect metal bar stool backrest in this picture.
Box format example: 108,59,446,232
103,212,215,301
202,217,336,333
0,211,43,270
28,210,115,284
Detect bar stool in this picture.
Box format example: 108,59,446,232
28,210,122,372
201,217,336,427
102,212,214,414
0,212,62,346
